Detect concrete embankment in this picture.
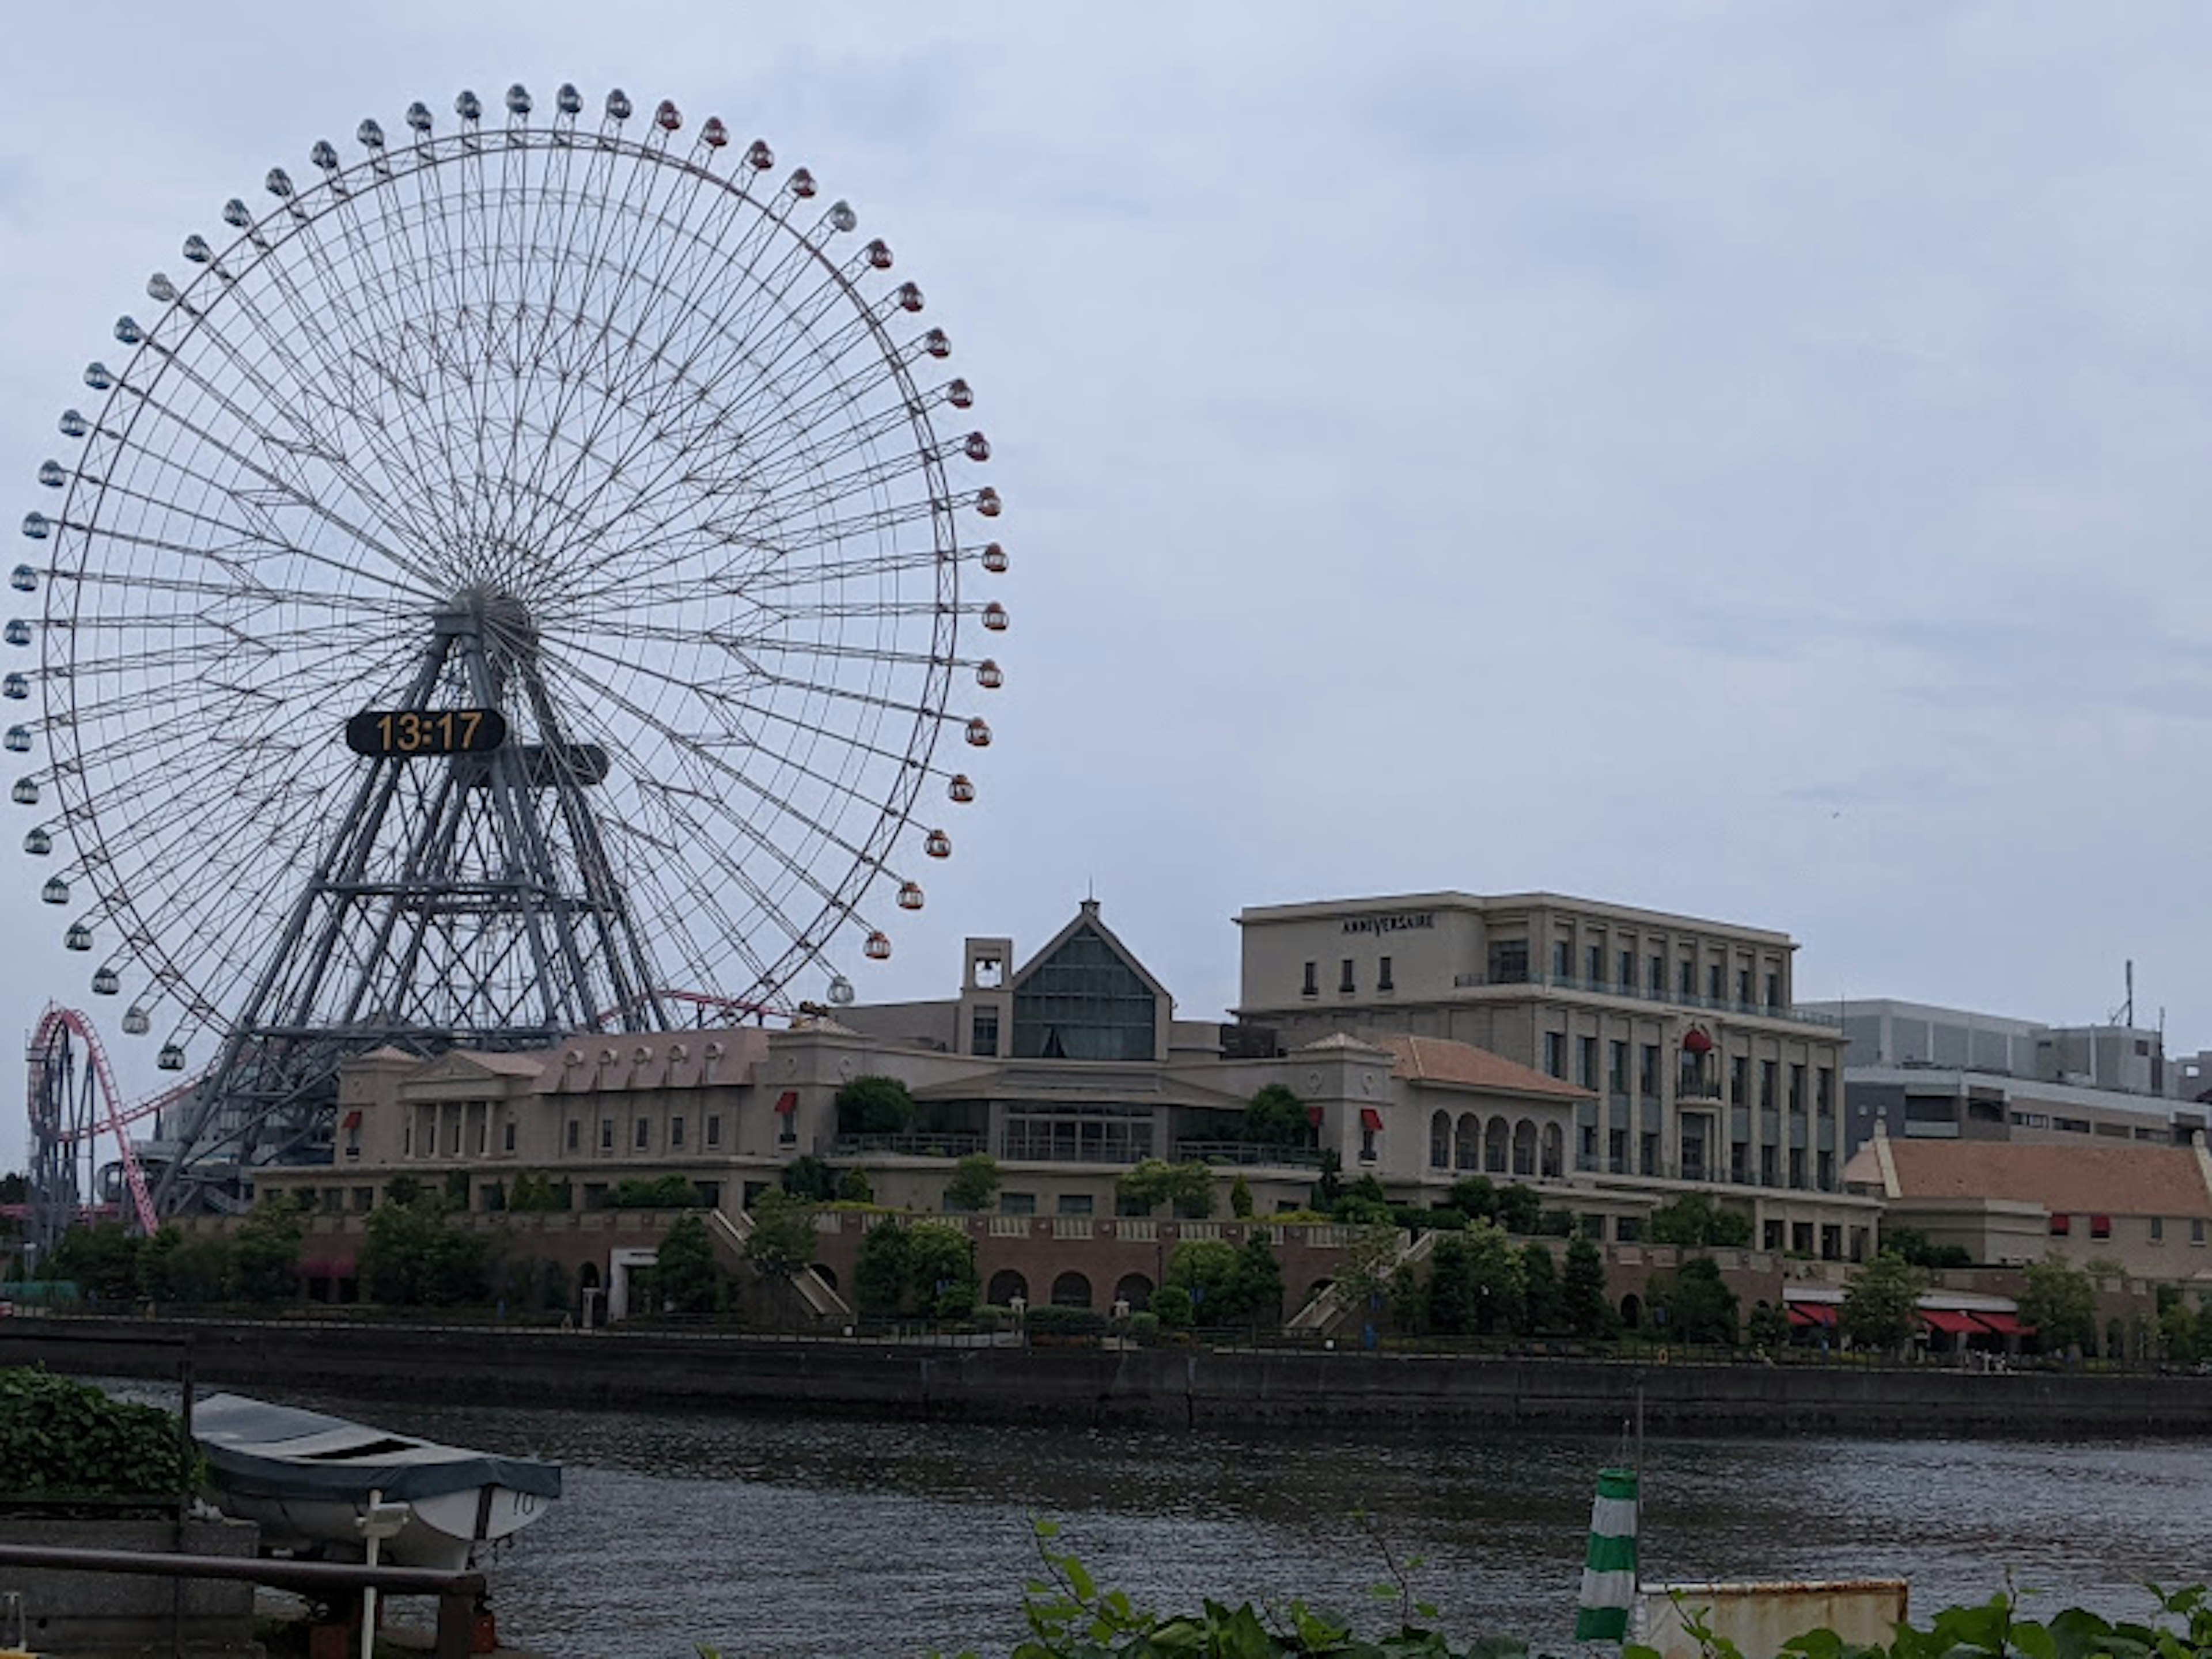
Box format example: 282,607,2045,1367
4,1315,2208,1437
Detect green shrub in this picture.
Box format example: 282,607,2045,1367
1128,1310,1162,1344
0,1369,196,1498
1024,1304,1107,1338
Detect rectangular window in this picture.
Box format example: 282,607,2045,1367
1765,971,1781,1009
1554,940,1572,978
1760,1060,1778,1111
1000,1191,1037,1216
1648,955,1664,995
1339,957,1355,994
353,1187,375,1213
403,1119,414,1158
1737,967,1753,1006
1816,1068,1834,1118
1585,944,1603,983
1817,1150,1834,1188
1640,1131,1660,1173
2196,1220,2207,1247
671,1116,685,1150
1056,1193,1094,1217
1301,961,1317,997
972,1009,999,1056
502,1120,516,1154
1639,1044,1660,1097
1678,958,1695,997
2090,1214,2111,1239
634,1117,650,1150
1707,963,1723,1000
1544,1032,1565,1078
1378,955,1394,992
1488,940,1529,984
2055,1116,2091,1135
566,1119,579,1153
2152,1215,2166,1243
448,1118,462,1156
1789,1147,1805,1188
706,1114,722,1149
1608,1127,1628,1172
1730,1142,1747,1183
600,1118,613,1152
1608,1040,1628,1094
1759,1144,1778,1185
1618,949,1634,988
1360,1125,1377,1163
1789,1064,1805,1114
1577,1036,1598,1089
1730,1055,1748,1105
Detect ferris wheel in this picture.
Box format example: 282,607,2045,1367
13,84,1007,1192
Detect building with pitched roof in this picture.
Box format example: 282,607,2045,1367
1234,891,1874,1257
1843,1124,2212,1283
256,897,1854,1251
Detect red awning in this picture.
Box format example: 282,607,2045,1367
1786,1306,1819,1328
773,1089,798,1116
340,1110,362,1131
1789,1302,1838,1326
1359,1107,1383,1132
1306,1105,1325,1127
1973,1310,2033,1337
2049,1214,2070,1234
1681,1028,1713,1055
1919,1309,1984,1335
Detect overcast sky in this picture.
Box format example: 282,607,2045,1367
7,3,2212,1171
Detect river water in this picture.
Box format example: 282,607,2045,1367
217,1387,2212,1659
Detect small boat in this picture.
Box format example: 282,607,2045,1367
192,1393,561,1573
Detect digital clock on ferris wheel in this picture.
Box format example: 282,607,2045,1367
343,707,509,758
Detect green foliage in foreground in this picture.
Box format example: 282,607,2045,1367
695,1531,2212,1659
0,1368,198,1498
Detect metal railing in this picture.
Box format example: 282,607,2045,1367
1172,1139,1324,1168
0,1543,484,1659
828,1132,985,1158
1446,972,1845,1028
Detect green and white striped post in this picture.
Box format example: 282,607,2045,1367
1574,1465,1639,1643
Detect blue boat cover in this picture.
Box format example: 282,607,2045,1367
193,1393,563,1504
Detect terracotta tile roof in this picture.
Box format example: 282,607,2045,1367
1883,1137,2212,1218
1370,1033,1590,1101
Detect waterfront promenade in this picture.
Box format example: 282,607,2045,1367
6,1313,2209,1437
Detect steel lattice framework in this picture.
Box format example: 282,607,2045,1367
12,84,1007,1209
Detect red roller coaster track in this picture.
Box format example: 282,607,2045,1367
27,1005,171,1234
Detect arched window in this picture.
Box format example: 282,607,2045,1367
1484,1118,1509,1174
1011,923,1158,1060
1541,1123,1565,1180
1050,1271,1093,1309
1454,1113,1480,1171
1114,1272,1154,1310
1512,1119,1537,1177
987,1268,1029,1306
1429,1110,1450,1168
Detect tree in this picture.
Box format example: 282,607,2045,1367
781,1156,838,1203
835,1074,916,1136
358,1196,484,1308
1562,1235,1612,1339
1162,1240,1243,1324
744,1190,817,1283
1646,1195,1751,1249
507,1172,570,1213
853,1221,912,1317
1747,1299,1791,1351
944,1153,1001,1213
1226,1234,1283,1327
1495,1183,1541,1237
1460,1221,1525,1335
1654,1256,1738,1345
835,1168,875,1205
1240,1084,1310,1147
2018,1253,2098,1355
906,1221,980,1319
1880,1225,1972,1270
1518,1241,1561,1334
607,1173,701,1210
231,1199,307,1304
1839,1251,1929,1353
50,1223,142,1302
138,1228,233,1305
1228,1174,1255,1219
1116,1160,1214,1219
2159,1297,2201,1366
1445,1177,1497,1222
0,1172,25,1206
1310,1149,1344,1212
1425,1235,1479,1335
652,1213,722,1319
383,1174,423,1209
1330,1175,1392,1226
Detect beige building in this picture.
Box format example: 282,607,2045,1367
1844,1127,2212,1285
255,897,1838,1247
1234,891,1874,1257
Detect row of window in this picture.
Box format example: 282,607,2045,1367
1301,956,1397,997
403,1108,744,1158
1575,1126,1836,1188
1486,933,1787,1009
2053,1213,2209,1244
1539,1034,1832,1112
